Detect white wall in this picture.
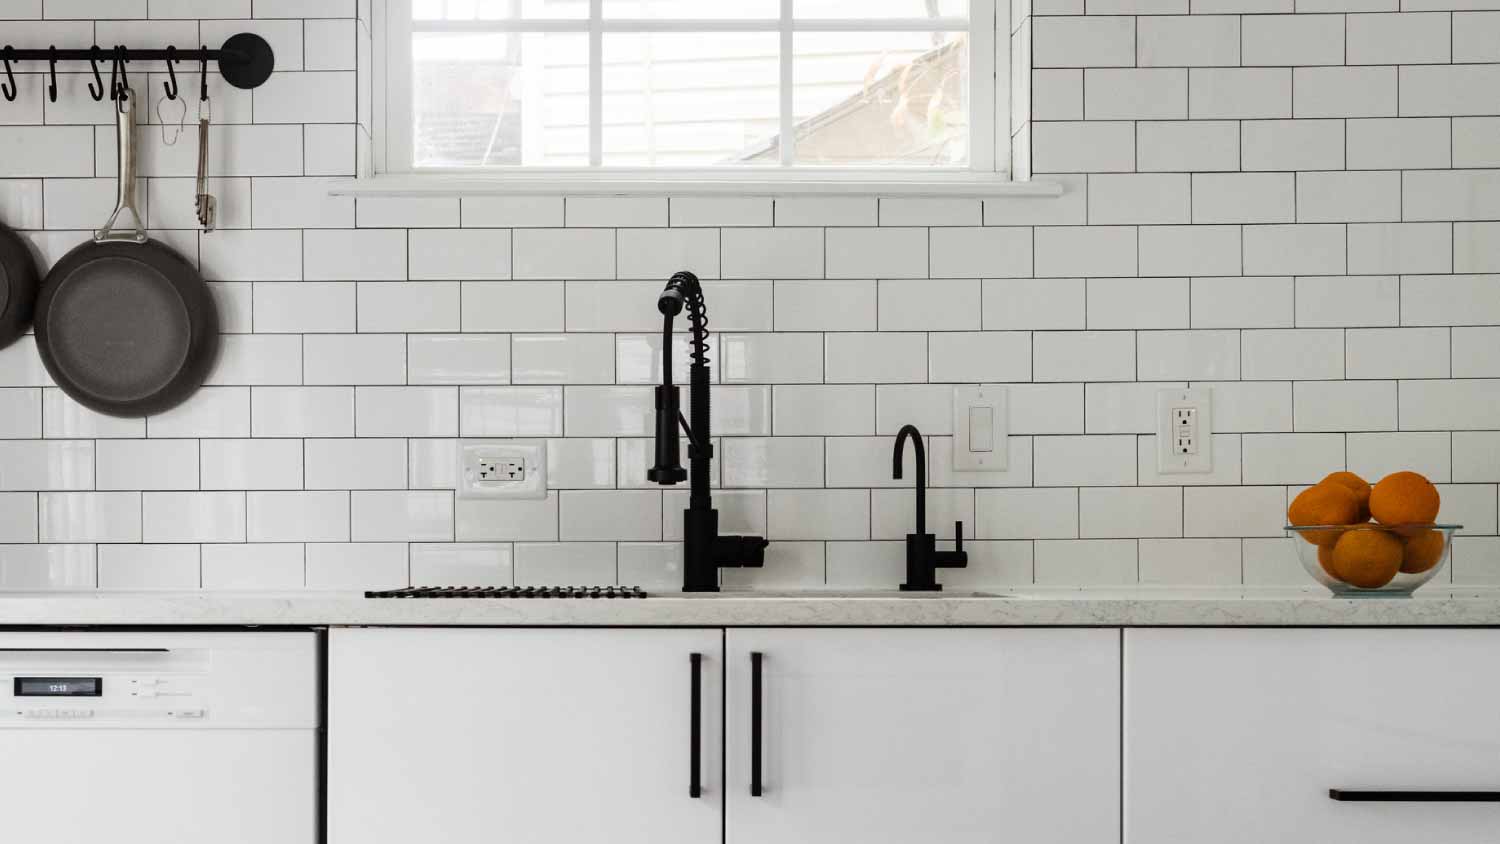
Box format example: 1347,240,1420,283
0,0,1496,591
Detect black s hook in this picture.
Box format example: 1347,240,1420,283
113,45,130,100
1,46,16,103
47,46,57,103
163,45,178,100
199,45,209,101
88,45,104,101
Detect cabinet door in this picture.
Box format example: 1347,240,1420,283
724,629,1120,844
1126,629,1500,844
329,628,724,844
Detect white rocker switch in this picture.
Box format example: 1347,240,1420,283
969,406,995,452
953,386,1007,471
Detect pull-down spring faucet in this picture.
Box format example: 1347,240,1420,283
649,271,768,592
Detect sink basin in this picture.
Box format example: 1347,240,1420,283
671,590,1007,599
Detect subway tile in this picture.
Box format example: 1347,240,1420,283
875,384,957,435
721,228,823,279
412,543,514,588
561,280,664,333
826,228,927,279
1204,381,1293,433
1139,539,1241,585
1403,170,1500,223
305,439,406,491
825,333,927,384
1454,432,1500,483
464,281,564,332
1088,174,1189,225
774,280,876,331
1295,67,1397,118
0,127,93,177
567,197,665,228
1138,432,1243,485
1031,122,1136,173
1457,223,1500,274
1192,277,1293,328
1138,330,1240,380
1346,327,1450,379
1438,484,1497,534
1034,539,1138,586
1034,331,1136,382
1453,11,1500,61
143,492,245,543
1242,537,1308,586
1347,223,1452,275
767,489,869,541
1136,121,1240,172
617,228,719,280
456,494,559,542
1243,225,1346,276
42,389,142,439
563,386,652,437
671,197,772,227
252,282,355,333
700,280,772,331
305,543,408,590
1080,487,1183,538
1088,382,1186,434
879,199,981,227
825,436,922,489
251,387,353,438
351,490,452,542
1034,435,1137,486
872,489,973,540
1034,16,1135,67
410,229,511,280
1348,12,1452,64
357,281,460,333
615,333,701,386
1138,225,1241,277
200,439,303,491
1242,14,1345,66
1296,171,1401,223
1348,432,1454,482
772,197,875,227
0,389,40,439
1398,65,1500,117
1454,118,1500,168
39,492,139,543
1034,69,1083,121
515,543,614,587
200,230,301,281
723,541,827,590
929,227,1033,278
616,543,681,589
723,437,824,488
709,385,773,436
98,544,200,590
1189,68,1290,119
512,229,614,279
207,335,302,386
250,177,353,229
718,334,824,384
1242,329,1344,380
0,494,37,543
876,278,980,331
1138,15,1239,66
248,491,349,543
1401,275,1500,326
304,229,407,281
1034,226,1136,277
1184,486,1286,537
1088,277,1189,329
664,490,764,542
458,386,560,437
1453,327,1500,378
97,439,198,491
1347,118,1451,170
983,278,1086,330
1084,68,1187,120
461,196,564,228
357,196,458,228
928,332,1033,383
0,544,96,590
512,334,612,385
1399,379,1500,430
1292,380,1397,432
1296,276,1399,327
1192,173,1294,224
1242,433,1345,484
304,335,406,386
986,175,1088,226
0,440,93,491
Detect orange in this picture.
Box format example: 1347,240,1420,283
1288,483,1361,547
1331,529,1404,589
1321,471,1372,522
1316,544,1343,582
1369,471,1441,529
1401,529,1446,574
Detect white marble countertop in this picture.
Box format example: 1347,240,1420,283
2,587,1499,627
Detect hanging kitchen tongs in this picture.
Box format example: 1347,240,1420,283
194,47,216,233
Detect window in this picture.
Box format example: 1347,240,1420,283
374,0,1024,191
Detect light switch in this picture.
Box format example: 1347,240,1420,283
952,385,1008,471
969,407,994,452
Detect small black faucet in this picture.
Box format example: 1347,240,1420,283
893,424,967,591
649,271,768,592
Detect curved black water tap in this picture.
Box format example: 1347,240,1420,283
893,424,966,591
893,424,926,537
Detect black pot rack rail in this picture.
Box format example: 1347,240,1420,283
0,32,274,103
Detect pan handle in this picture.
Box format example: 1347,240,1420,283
96,90,148,245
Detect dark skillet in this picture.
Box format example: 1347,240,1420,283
34,90,218,418
0,220,40,349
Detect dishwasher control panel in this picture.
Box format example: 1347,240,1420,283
6,672,205,723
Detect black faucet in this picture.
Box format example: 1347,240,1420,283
649,271,768,592
893,424,967,591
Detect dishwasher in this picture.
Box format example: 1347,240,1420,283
0,631,320,843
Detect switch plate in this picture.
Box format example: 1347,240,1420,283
1156,388,1212,474
458,440,548,499
953,385,1008,471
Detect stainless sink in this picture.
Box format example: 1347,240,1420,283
672,590,1007,599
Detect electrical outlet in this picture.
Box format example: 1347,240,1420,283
1157,388,1212,474
458,441,547,499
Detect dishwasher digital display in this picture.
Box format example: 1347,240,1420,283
14,677,102,697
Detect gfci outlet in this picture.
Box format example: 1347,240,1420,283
458,440,547,500
1157,388,1213,475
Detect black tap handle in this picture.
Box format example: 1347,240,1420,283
954,521,964,553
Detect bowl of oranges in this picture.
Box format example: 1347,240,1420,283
1285,470,1460,596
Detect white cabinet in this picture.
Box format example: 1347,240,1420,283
1125,629,1500,844
328,628,724,844
724,629,1121,844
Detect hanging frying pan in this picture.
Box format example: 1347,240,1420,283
35,89,218,418
0,219,39,349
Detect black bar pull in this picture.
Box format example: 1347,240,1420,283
1330,789,1500,802
689,653,702,799
750,651,764,797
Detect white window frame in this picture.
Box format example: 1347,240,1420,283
355,0,1056,196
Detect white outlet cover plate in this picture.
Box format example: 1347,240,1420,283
952,385,1008,471
1156,388,1213,474
458,440,548,499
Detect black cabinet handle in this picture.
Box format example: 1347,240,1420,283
689,653,702,799
1330,789,1500,802
750,651,764,797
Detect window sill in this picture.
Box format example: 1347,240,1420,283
328,173,1064,199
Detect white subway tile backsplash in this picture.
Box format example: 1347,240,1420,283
1348,431,1454,482
201,439,303,491
721,228,823,279
203,544,305,590
983,278,1086,330
1081,487,1183,538
1138,330,1240,380
1191,276,1293,328
767,489,869,541
928,332,1032,383
1035,539,1138,586
98,544,200,590
512,335,612,385
304,335,405,386
1138,15,1239,66
1138,225,1241,277
1137,121,1240,172
39,492,139,543
1453,432,1500,483
1348,223,1452,275
96,440,197,491
1397,65,1500,117
1088,277,1189,328
1454,119,1500,168
617,228,719,280
1139,538,1241,585
1346,327,1450,379
253,283,356,334
1242,329,1344,380
1243,225,1346,276
1294,66,1397,118
143,492,245,543
251,387,353,438
1296,275,1399,327
248,491,349,542
1031,122,1136,173
1243,14,1345,66
1088,174,1189,225
351,490,452,542
1399,379,1500,430
304,229,406,281
305,543,408,590
826,228,927,280
1452,328,1500,378
1293,380,1398,432
1034,435,1137,486
1034,331,1136,382
929,227,1033,278
1184,486,1286,537
773,197,876,227
1347,12,1451,64
1035,226,1137,278
410,229,511,280
458,386,559,437
1347,118,1451,170
825,333,926,384
1242,433,1345,484
1193,173,1294,224
1084,68,1188,120
1189,68,1290,119
672,197,772,227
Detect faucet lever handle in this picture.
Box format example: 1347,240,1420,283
954,521,964,552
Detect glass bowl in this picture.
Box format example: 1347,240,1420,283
1285,523,1461,597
